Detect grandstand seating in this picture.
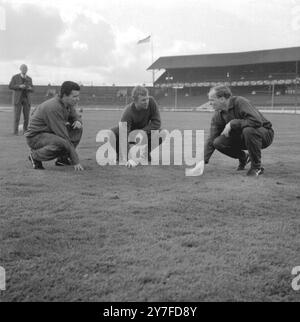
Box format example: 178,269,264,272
150,51,300,109
157,68,298,85
1,83,299,109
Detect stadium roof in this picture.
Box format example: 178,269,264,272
148,46,300,70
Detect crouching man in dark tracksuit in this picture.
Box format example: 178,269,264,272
204,85,274,177
111,85,162,164
25,81,84,171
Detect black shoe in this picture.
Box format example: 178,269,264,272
28,153,45,170
247,167,264,177
237,152,250,171
55,158,72,166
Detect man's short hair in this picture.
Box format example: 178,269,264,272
131,85,149,101
210,85,232,99
60,81,80,98
20,64,28,70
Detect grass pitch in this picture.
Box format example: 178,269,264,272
0,109,300,302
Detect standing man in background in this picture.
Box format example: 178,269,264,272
9,64,34,135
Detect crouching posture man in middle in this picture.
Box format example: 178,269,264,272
25,81,84,171
111,85,162,165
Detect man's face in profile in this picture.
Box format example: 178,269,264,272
64,90,80,107
208,90,227,111
135,95,149,110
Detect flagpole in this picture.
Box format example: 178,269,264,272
151,34,155,86
137,35,154,86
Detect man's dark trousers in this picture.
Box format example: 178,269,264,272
213,126,274,168
26,127,82,163
14,96,31,135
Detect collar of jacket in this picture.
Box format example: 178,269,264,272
219,97,235,115
227,96,236,110
57,95,70,110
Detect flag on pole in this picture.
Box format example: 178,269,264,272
137,35,151,45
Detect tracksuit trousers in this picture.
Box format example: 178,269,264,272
213,126,274,169
26,127,82,163
111,126,163,159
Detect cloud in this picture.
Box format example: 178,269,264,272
0,3,64,63
0,1,153,85
160,40,207,56
112,26,146,69
72,41,88,51
1,0,300,86
57,13,116,68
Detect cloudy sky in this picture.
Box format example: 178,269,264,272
0,0,300,85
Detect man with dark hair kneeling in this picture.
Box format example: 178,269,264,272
205,85,274,177
25,81,84,171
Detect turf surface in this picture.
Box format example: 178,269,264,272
0,110,300,301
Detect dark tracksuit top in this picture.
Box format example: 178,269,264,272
25,96,82,164
121,96,161,134
204,96,273,163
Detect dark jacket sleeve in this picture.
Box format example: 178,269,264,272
26,77,34,93
121,106,133,134
204,112,225,163
230,97,263,130
8,75,20,91
143,97,161,132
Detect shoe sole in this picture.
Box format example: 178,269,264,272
256,168,264,176
247,168,264,177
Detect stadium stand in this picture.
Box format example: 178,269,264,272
148,46,300,109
